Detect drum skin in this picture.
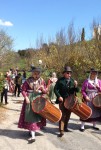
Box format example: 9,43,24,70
64,95,92,120
32,96,62,123
92,94,101,108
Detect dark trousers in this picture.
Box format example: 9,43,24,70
59,101,71,133
1,89,8,104
14,84,21,96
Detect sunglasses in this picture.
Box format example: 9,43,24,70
66,72,71,74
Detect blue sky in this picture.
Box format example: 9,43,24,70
0,0,101,51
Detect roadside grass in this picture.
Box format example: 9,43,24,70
0,104,6,122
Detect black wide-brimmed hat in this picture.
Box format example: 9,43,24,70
86,68,101,73
30,65,41,72
63,66,72,73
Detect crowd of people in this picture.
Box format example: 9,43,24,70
1,65,101,143
0,68,26,104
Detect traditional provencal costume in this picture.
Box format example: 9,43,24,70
18,66,47,143
54,66,79,137
47,72,57,104
80,68,101,131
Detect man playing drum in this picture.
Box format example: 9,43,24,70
18,65,47,143
54,66,79,137
80,68,101,132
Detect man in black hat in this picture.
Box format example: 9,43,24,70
54,66,79,137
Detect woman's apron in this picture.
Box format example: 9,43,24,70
25,91,42,123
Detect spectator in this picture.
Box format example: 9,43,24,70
1,76,9,105
14,73,22,97
22,70,26,84
47,72,58,104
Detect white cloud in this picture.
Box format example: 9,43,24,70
0,19,13,26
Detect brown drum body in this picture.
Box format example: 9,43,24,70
92,94,101,108
64,95,92,120
32,96,62,123
71,100,92,120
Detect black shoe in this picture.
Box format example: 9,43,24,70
28,138,35,144
64,129,71,132
28,131,31,136
92,127,99,130
79,128,85,132
5,102,9,105
58,132,64,137
41,127,46,130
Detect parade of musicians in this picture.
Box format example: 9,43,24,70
0,0,101,150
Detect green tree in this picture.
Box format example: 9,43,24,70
81,28,85,41
0,29,14,68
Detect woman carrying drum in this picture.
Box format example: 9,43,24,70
80,68,101,132
18,65,47,143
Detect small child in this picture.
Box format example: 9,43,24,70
1,76,9,105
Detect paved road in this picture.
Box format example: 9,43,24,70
0,93,101,150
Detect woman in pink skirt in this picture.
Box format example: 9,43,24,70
18,65,47,143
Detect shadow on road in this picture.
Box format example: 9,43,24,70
42,126,59,135
0,129,44,141
0,105,20,112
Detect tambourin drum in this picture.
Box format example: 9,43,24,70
92,94,101,108
32,96,62,123
64,95,92,120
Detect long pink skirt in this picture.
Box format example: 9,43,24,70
18,100,46,131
